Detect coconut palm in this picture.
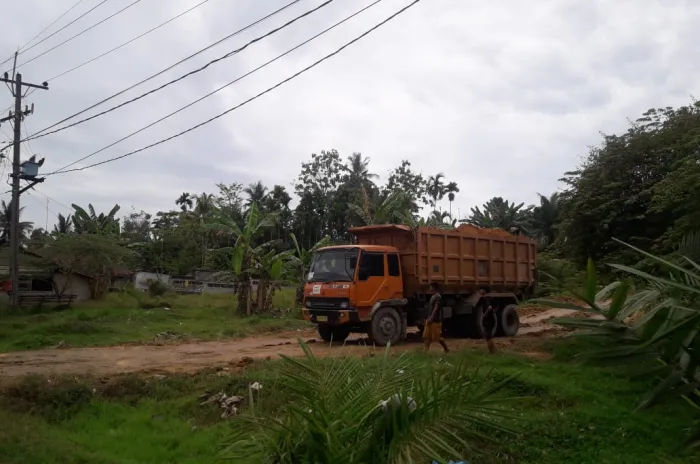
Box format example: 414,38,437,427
345,152,378,189
531,192,560,247
0,199,33,242
244,181,269,207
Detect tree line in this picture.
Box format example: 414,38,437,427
3,101,699,298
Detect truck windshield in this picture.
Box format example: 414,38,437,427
307,249,359,282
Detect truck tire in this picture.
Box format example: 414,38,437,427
370,307,403,346
470,306,498,339
499,304,520,337
317,324,350,343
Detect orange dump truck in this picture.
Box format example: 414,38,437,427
301,224,537,345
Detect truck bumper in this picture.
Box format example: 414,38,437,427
302,309,361,325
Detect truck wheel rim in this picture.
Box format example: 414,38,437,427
379,315,397,338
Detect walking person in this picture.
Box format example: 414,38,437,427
479,288,497,354
423,282,450,353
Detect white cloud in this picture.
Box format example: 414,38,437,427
0,0,697,229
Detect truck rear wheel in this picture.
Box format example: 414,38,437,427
317,324,350,343
369,307,403,346
499,304,520,337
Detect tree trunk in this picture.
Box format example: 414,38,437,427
246,285,252,316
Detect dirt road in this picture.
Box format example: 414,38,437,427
0,307,586,380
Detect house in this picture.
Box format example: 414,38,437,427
110,267,134,291
0,247,92,302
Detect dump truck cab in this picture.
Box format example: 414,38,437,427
302,244,407,344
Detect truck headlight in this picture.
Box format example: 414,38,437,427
339,301,348,309
305,301,312,308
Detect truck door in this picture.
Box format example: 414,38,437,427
385,253,403,298
355,251,391,308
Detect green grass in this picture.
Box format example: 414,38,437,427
0,288,309,352
0,337,697,463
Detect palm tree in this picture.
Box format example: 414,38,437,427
348,187,414,226
0,199,33,243
224,343,518,462
345,152,378,189
52,213,72,234
194,192,215,218
427,210,455,228
426,173,446,209
535,234,700,448
244,181,269,207
445,181,460,217
531,192,560,247
175,192,193,212
465,197,532,232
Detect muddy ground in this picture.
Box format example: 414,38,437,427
0,307,594,381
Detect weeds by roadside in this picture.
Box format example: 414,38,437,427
0,288,308,352
0,337,697,464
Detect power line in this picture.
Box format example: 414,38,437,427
9,0,146,72
0,0,112,69
44,0,213,83
17,0,88,53
22,0,304,143
51,0,385,174
46,0,424,176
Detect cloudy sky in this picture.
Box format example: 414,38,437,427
0,0,697,230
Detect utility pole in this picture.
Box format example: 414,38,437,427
0,64,49,308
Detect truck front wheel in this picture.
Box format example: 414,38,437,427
369,307,403,346
317,324,350,343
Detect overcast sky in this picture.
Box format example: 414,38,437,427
0,0,697,230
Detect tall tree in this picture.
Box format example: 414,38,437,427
244,181,269,207
384,160,428,215
345,152,377,190
445,181,460,217
531,192,560,248
176,192,193,212
426,173,447,209
0,199,33,243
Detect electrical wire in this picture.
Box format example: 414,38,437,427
45,0,424,176
51,0,385,174
45,0,213,83
17,0,88,53
0,0,112,69
23,0,304,142
9,0,146,72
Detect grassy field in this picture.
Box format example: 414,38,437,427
0,337,697,464
0,288,309,352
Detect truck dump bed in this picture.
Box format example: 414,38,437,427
349,224,537,296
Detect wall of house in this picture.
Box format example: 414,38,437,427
52,272,91,301
202,282,236,294
134,272,170,292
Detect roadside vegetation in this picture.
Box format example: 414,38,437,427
0,288,305,352
0,337,696,464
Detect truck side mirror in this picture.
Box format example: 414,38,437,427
358,269,369,281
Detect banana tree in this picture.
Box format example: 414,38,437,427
247,247,295,311
72,203,121,236
347,187,414,226
210,203,276,316
533,237,700,449
290,233,330,304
